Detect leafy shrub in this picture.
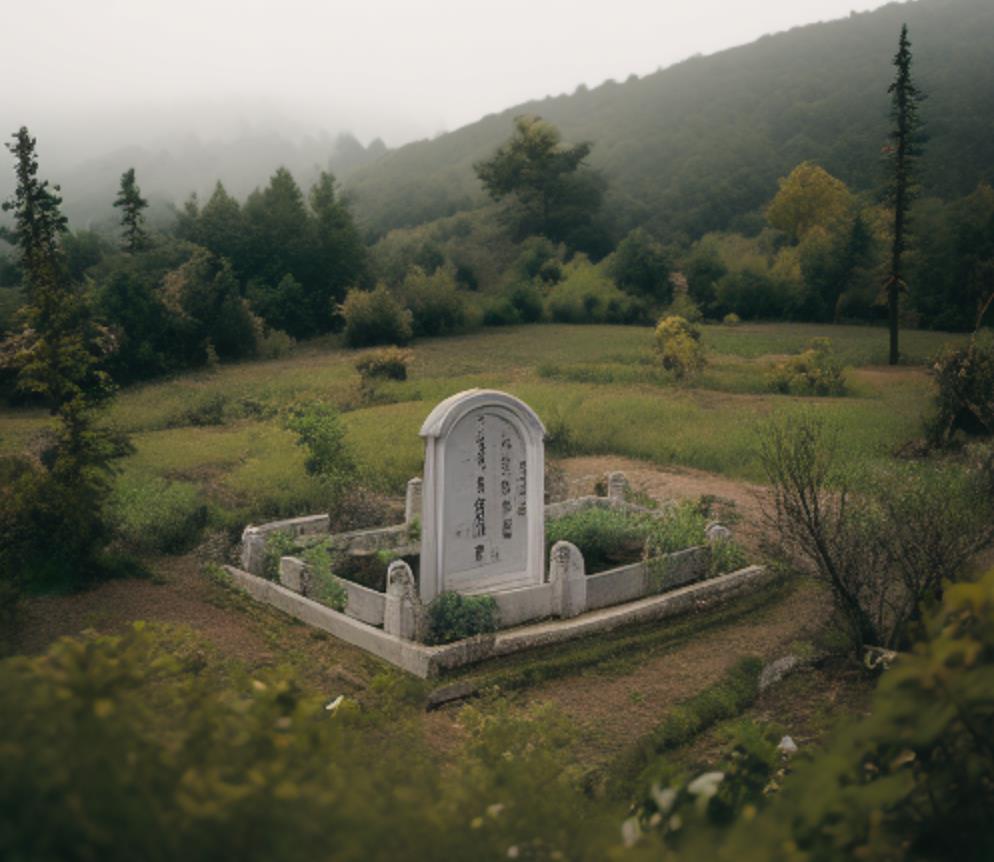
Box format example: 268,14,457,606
262,529,296,581
425,591,499,645
709,537,749,576
256,327,295,360
354,347,412,382
399,266,467,337
675,569,994,861
610,228,673,303
339,284,413,348
545,258,646,324
767,337,846,395
300,543,347,611
171,392,228,427
928,333,994,445
654,315,707,379
481,295,520,326
546,503,709,573
284,401,358,492
508,281,545,322
630,718,783,850
0,623,616,861
722,312,741,326
715,267,796,320
665,293,704,323
108,477,206,553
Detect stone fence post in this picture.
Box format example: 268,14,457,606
384,560,423,641
607,471,630,503
404,477,422,526
550,540,587,618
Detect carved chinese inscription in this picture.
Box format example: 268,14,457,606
442,408,527,583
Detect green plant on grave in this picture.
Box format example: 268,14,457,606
708,538,749,578
301,543,347,612
424,591,499,645
262,529,296,581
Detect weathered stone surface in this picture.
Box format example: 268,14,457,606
489,582,555,627
404,477,423,525
224,565,433,676
758,654,803,691
607,471,630,501
549,540,587,618
706,523,733,544
278,556,307,593
226,563,771,678
585,545,710,612
342,580,387,626
240,514,330,574
384,560,422,641
419,389,546,602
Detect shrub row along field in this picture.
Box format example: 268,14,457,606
0,323,964,543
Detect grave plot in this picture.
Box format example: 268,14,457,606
225,389,769,677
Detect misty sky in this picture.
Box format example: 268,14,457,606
3,0,894,167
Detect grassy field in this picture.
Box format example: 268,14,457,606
0,322,965,532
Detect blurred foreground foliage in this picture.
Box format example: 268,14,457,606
4,568,994,859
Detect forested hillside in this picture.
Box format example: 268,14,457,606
345,0,994,241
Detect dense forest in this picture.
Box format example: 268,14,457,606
345,0,994,240
1,0,993,401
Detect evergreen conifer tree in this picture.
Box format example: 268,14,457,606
1,127,123,585
884,24,925,365
113,167,149,252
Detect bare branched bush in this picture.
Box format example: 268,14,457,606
759,414,994,654
759,414,890,652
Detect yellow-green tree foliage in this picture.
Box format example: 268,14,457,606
654,315,706,378
766,161,855,243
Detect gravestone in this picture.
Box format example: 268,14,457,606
419,389,546,603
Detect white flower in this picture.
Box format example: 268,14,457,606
777,735,798,756
687,771,724,812
650,783,678,814
686,771,724,798
621,816,641,848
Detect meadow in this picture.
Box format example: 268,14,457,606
0,322,964,536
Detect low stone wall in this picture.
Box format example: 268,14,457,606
223,563,772,678
279,556,386,626
277,542,714,634
586,546,710,611
240,514,330,574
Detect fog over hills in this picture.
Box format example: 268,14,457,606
343,0,994,241
3,0,991,242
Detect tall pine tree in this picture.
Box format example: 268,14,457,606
113,167,149,252
884,24,925,365
1,128,123,586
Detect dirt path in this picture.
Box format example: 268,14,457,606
12,553,379,696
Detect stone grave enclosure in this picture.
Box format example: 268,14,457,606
226,389,770,676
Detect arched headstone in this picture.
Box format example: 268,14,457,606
419,389,546,602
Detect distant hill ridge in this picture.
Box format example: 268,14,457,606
344,0,994,242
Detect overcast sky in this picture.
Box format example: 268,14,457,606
2,0,895,166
